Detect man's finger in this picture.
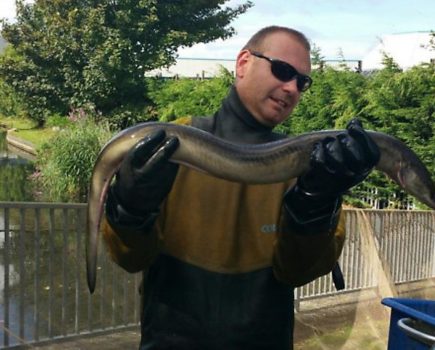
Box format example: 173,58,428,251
338,133,367,174
347,121,380,167
137,137,179,176
131,130,166,168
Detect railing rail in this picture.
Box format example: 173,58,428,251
0,202,434,348
0,202,141,349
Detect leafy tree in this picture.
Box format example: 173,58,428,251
0,74,25,118
310,43,325,69
362,63,435,207
0,48,26,120
0,0,252,125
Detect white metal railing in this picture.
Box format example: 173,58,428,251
0,202,434,348
0,202,141,349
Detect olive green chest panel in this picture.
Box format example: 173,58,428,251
155,166,294,274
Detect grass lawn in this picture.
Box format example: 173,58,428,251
0,115,57,148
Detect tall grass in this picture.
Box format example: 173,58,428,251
35,115,113,202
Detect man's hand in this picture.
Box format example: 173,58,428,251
299,118,380,197
111,129,179,217
285,119,380,233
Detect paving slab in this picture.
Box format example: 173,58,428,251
29,329,141,350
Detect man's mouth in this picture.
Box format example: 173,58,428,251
270,96,288,109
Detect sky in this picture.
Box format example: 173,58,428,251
1,0,434,60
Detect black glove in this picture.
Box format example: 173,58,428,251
285,119,380,234
106,129,179,229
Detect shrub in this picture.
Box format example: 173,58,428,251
105,103,155,130
147,67,234,120
45,113,73,128
35,115,113,202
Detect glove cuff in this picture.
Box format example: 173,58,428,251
284,184,342,235
105,187,159,234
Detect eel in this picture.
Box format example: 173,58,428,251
86,122,435,293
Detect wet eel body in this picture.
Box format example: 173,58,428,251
86,122,435,293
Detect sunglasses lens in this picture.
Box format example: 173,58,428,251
271,61,297,82
271,61,312,92
297,76,312,92
252,51,312,92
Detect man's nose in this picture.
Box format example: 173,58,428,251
281,78,300,94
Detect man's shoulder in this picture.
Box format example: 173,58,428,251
172,116,193,126
172,116,214,132
190,116,215,132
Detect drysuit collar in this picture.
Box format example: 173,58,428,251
211,86,282,144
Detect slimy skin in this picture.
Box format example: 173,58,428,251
86,122,435,293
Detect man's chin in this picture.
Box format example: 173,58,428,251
251,109,288,128
262,114,288,128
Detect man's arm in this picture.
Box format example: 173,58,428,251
273,119,380,286
102,129,179,272
273,209,346,287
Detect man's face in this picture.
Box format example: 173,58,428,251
235,32,311,127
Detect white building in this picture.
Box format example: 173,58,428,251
145,57,237,79
362,31,435,71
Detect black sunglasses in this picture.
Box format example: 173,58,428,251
250,51,312,92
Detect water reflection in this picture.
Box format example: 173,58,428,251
0,132,38,346
0,131,35,202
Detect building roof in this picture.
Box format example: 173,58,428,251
362,31,434,71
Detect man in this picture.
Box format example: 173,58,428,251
102,26,379,350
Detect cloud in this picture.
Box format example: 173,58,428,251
0,2,17,21
0,0,34,22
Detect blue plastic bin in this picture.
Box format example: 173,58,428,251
382,298,435,349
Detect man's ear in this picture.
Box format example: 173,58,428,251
235,50,250,79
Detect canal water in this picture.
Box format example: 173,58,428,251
0,130,35,202
0,131,36,346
